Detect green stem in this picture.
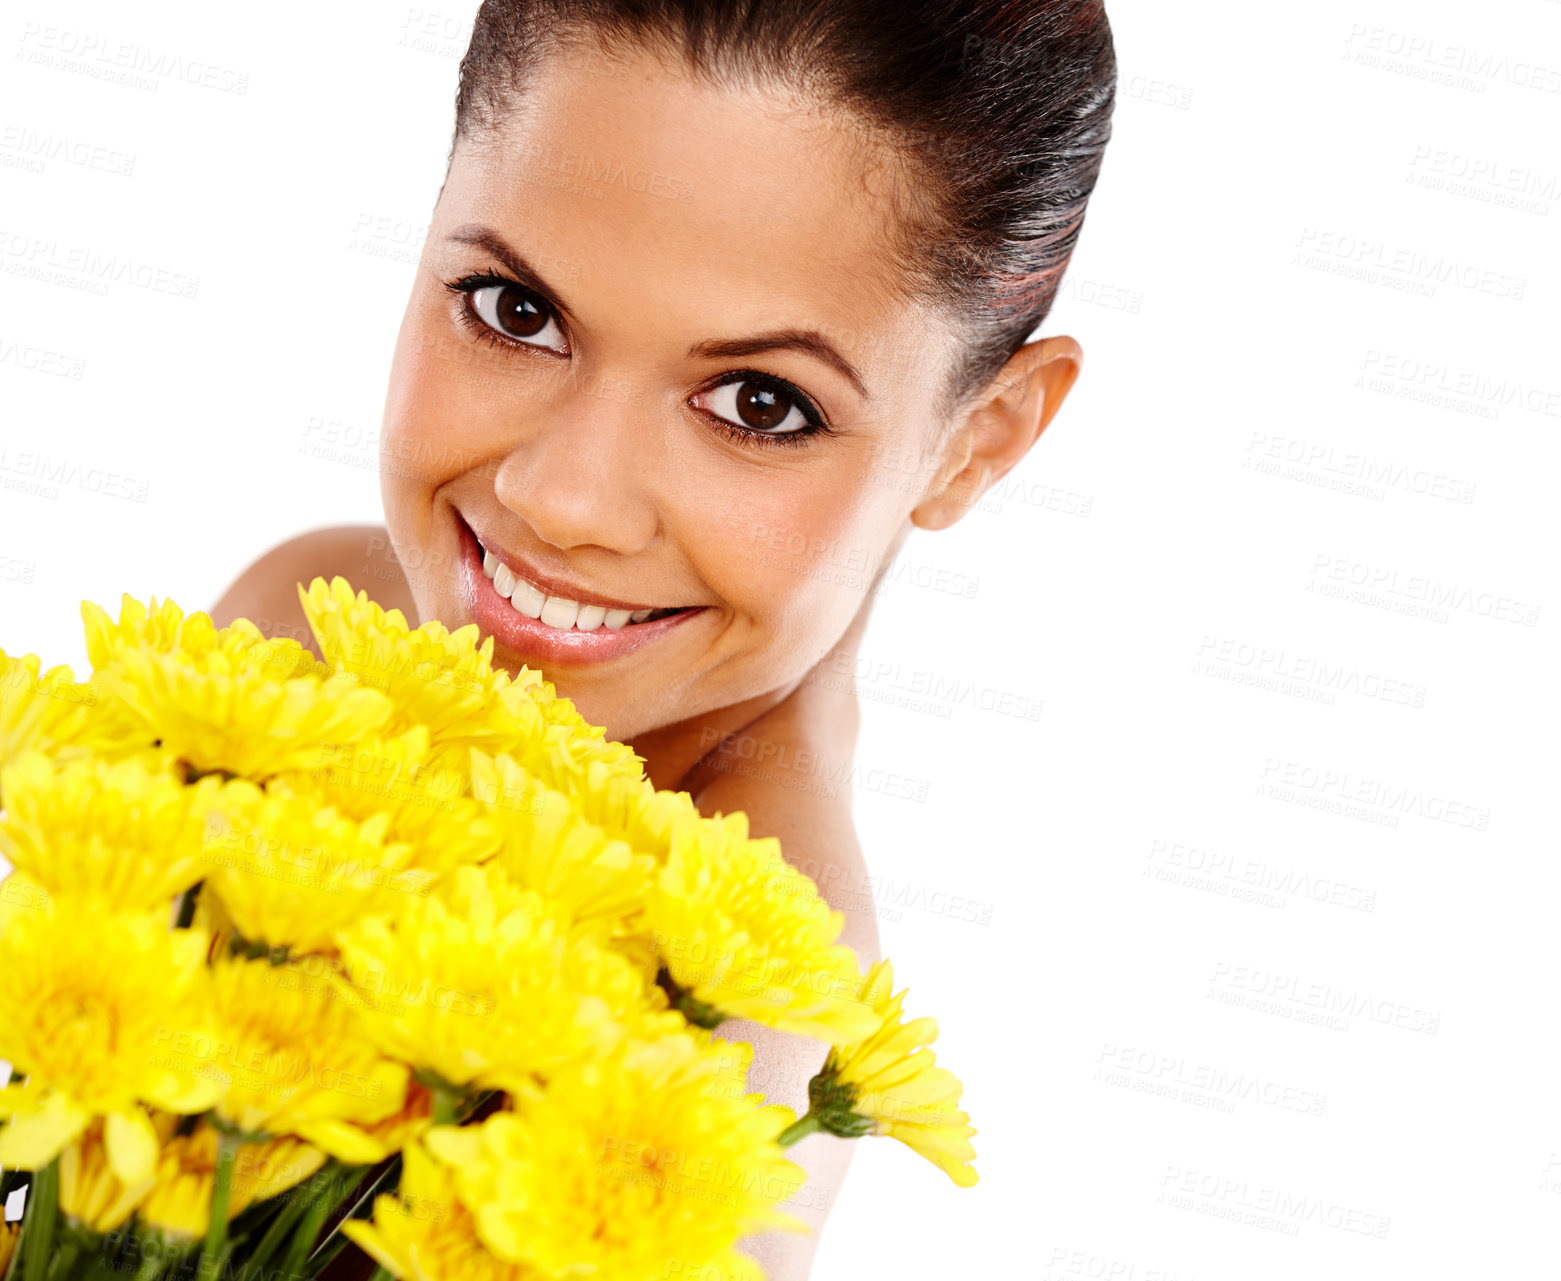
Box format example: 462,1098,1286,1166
41,1242,78,1281
368,1268,393,1281
130,1252,162,1281
199,1133,240,1281
276,1179,335,1281
304,1233,350,1275
19,1160,59,1281
654,968,725,1030
775,1113,823,1147
237,1163,342,1281
431,1086,460,1128
303,1155,401,1266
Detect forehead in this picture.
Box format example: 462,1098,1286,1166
437,45,952,385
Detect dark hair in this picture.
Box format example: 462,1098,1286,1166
452,0,1116,412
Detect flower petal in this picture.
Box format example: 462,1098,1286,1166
0,1092,89,1170
104,1107,159,1184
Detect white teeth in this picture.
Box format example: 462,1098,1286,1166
480,541,667,631
538,596,580,629
509,577,546,620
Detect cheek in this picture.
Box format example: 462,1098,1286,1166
695,467,906,659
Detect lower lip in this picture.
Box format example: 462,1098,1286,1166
456,521,704,669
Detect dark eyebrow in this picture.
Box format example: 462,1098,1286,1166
444,223,575,318
690,330,870,402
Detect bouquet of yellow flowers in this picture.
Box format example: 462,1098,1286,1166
0,579,976,1281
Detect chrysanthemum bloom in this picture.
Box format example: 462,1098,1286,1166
58,1120,157,1233
137,1122,326,1240
81,592,187,661
343,1138,535,1281
0,650,139,778
1,649,61,773
470,751,652,927
200,781,433,956
0,751,222,912
300,578,502,729
300,577,642,784
0,906,223,1182
204,957,409,1163
83,595,393,780
271,726,500,881
802,960,978,1187
428,1034,806,1281
647,813,876,1043
522,749,701,869
336,865,653,1097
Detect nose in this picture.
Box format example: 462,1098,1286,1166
491,378,661,555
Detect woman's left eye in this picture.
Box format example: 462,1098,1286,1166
691,377,819,437
465,281,568,353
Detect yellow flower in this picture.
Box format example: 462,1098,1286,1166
200,781,433,956
298,578,646,777
509,746,699,870
0,1223,17,1279
298,578,539,770
138,1122,326,1240
470,751,652,927
343,1138,535,1281
336,865,653,1094
205,957,409,1163
269,727,500,881
358,1080,436,1156
0,751,221,912
0,651,144,778
1,649,61,773
0,905,222,1183
426,1034,804,1281
81,592,187,664
647,813,876,1043
806,960,978,1187
84,595,392,780
58,1119,156,1232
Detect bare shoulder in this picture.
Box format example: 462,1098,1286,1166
209,525,414,652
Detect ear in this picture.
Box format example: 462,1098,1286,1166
910,335,1083,531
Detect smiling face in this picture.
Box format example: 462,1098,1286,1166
379,41,973,742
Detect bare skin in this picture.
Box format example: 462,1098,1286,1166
213,36,1082,1281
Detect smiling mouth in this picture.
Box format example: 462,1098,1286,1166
473,534,689,633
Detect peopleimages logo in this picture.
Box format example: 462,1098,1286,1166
1307,553,1539,627
1293,227,1526,300
1258,757,1490,831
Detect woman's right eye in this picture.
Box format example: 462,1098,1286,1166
466,281,568,354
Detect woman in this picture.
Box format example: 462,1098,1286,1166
216,2,1115,1274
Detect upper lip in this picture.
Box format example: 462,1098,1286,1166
464,516,678,613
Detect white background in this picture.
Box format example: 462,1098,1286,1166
2,0,1559,1276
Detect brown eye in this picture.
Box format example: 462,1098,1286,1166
469,283,567,353
734,382,790,430
694,375,817,436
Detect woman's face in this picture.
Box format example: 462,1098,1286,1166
380,43,970,741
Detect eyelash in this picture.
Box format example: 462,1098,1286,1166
440,269,834,450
